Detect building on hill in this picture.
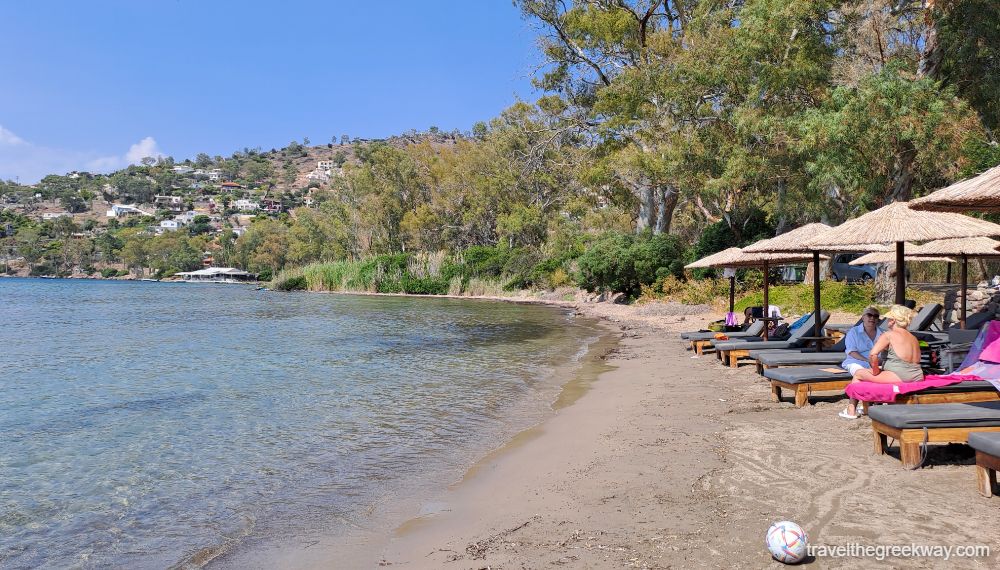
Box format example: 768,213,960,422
106,204,151,218
220,182,246,191
159,219,184,232
261,198,282,214
42,212,72,220
234,199,259,212
154,195,184,212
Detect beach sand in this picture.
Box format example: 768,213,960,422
320,300,997,569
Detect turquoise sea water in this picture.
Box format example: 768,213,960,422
0,278,603,569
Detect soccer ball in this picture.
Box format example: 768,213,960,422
765,521,808,564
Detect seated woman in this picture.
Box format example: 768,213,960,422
840,304,924,419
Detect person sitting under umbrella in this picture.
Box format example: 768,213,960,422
840,305,924,419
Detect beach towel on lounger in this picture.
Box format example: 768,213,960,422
845,374,984,403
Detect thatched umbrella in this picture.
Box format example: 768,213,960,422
910,165,1000,213
895,237,1000,328
685,248,820,339
802,202,1000,305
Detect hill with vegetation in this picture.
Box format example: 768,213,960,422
2,0,999,306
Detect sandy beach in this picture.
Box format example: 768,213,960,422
310,299,1000,569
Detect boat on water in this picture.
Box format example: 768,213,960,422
175,267,258,284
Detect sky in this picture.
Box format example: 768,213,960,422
0,1,543,183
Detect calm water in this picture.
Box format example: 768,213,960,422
0,278,604,569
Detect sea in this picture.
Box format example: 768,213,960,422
0,277,608,569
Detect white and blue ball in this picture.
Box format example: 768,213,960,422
765,520,808,564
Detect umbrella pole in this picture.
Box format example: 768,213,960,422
812,251,822,342
961,254,968,329
946,262,952,284
728,276,735,313
895,241,906,306
763,262,770,341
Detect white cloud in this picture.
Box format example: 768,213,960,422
0,125,167,183
0,125,26,146
124,136,164,164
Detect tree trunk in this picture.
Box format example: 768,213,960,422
636,184,679,235
655,185,679,234
918,0,942,80
636,185,654,233
889,141,917,202
802,260,830,285
874,263,895,304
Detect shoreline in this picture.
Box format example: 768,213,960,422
207,298,626,570
223,297,1000,569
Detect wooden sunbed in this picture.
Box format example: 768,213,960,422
869,402,1000,469
860,382,1000,414
764,367,852,408
969,433,1000,497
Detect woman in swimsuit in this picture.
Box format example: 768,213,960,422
841,304,924,419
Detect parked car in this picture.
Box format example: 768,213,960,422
830,253,877,282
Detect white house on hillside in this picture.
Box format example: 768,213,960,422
107,204,151,218
234,199,259,212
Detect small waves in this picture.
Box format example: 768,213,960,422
0,279,598,569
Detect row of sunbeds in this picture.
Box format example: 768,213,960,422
680,306,1000,496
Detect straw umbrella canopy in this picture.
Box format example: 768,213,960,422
850,252,955,264
741,223,892,344
802,202,1000,305
685,247,820,339
863,237,1000,328
909,165,1000,213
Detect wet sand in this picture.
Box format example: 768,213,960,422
337,301,999,568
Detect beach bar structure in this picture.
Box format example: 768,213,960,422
175,267,258,283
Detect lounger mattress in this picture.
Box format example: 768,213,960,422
715,340,795,351
683,331,759,341
763,367,850,383
968,432,1000,457
755,352,846,366
868,401,1000,429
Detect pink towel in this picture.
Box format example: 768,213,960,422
844,374,984,403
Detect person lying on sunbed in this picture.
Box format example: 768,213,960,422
841,305,923,419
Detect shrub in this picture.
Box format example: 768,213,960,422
274,275,307,291
101,267,120,278
576,231,684,298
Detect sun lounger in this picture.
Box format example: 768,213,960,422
869,402,1000,468
969,432,1000,497
764,366,852,407
753,308,942,372
685,321,765,355
715,311,830,368
859,381,1000,414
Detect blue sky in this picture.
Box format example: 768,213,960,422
0,1,542,182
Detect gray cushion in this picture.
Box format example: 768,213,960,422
756,352,846,366
715,339,795,351
969,432,1000,457
683,330,760,341
763,367,850,383
914,381,996,394
868,401,1000,429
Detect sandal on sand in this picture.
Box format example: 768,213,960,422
839,409,860,420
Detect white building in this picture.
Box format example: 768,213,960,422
159,219,184,231
317,160,334,170
172,166,194,175
42,212,72,220
207,169,223,182
176,211,198,224
106,204,151,218
234,199,259,212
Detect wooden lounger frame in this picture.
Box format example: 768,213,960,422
861,390,1000,414
976,450,1000,497
871,420,1000,469
689,339,713,355
770,379,852,408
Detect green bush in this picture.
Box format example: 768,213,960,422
274,275,307,291
576,231,685,298
101,267,119,278
735,281,876,314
